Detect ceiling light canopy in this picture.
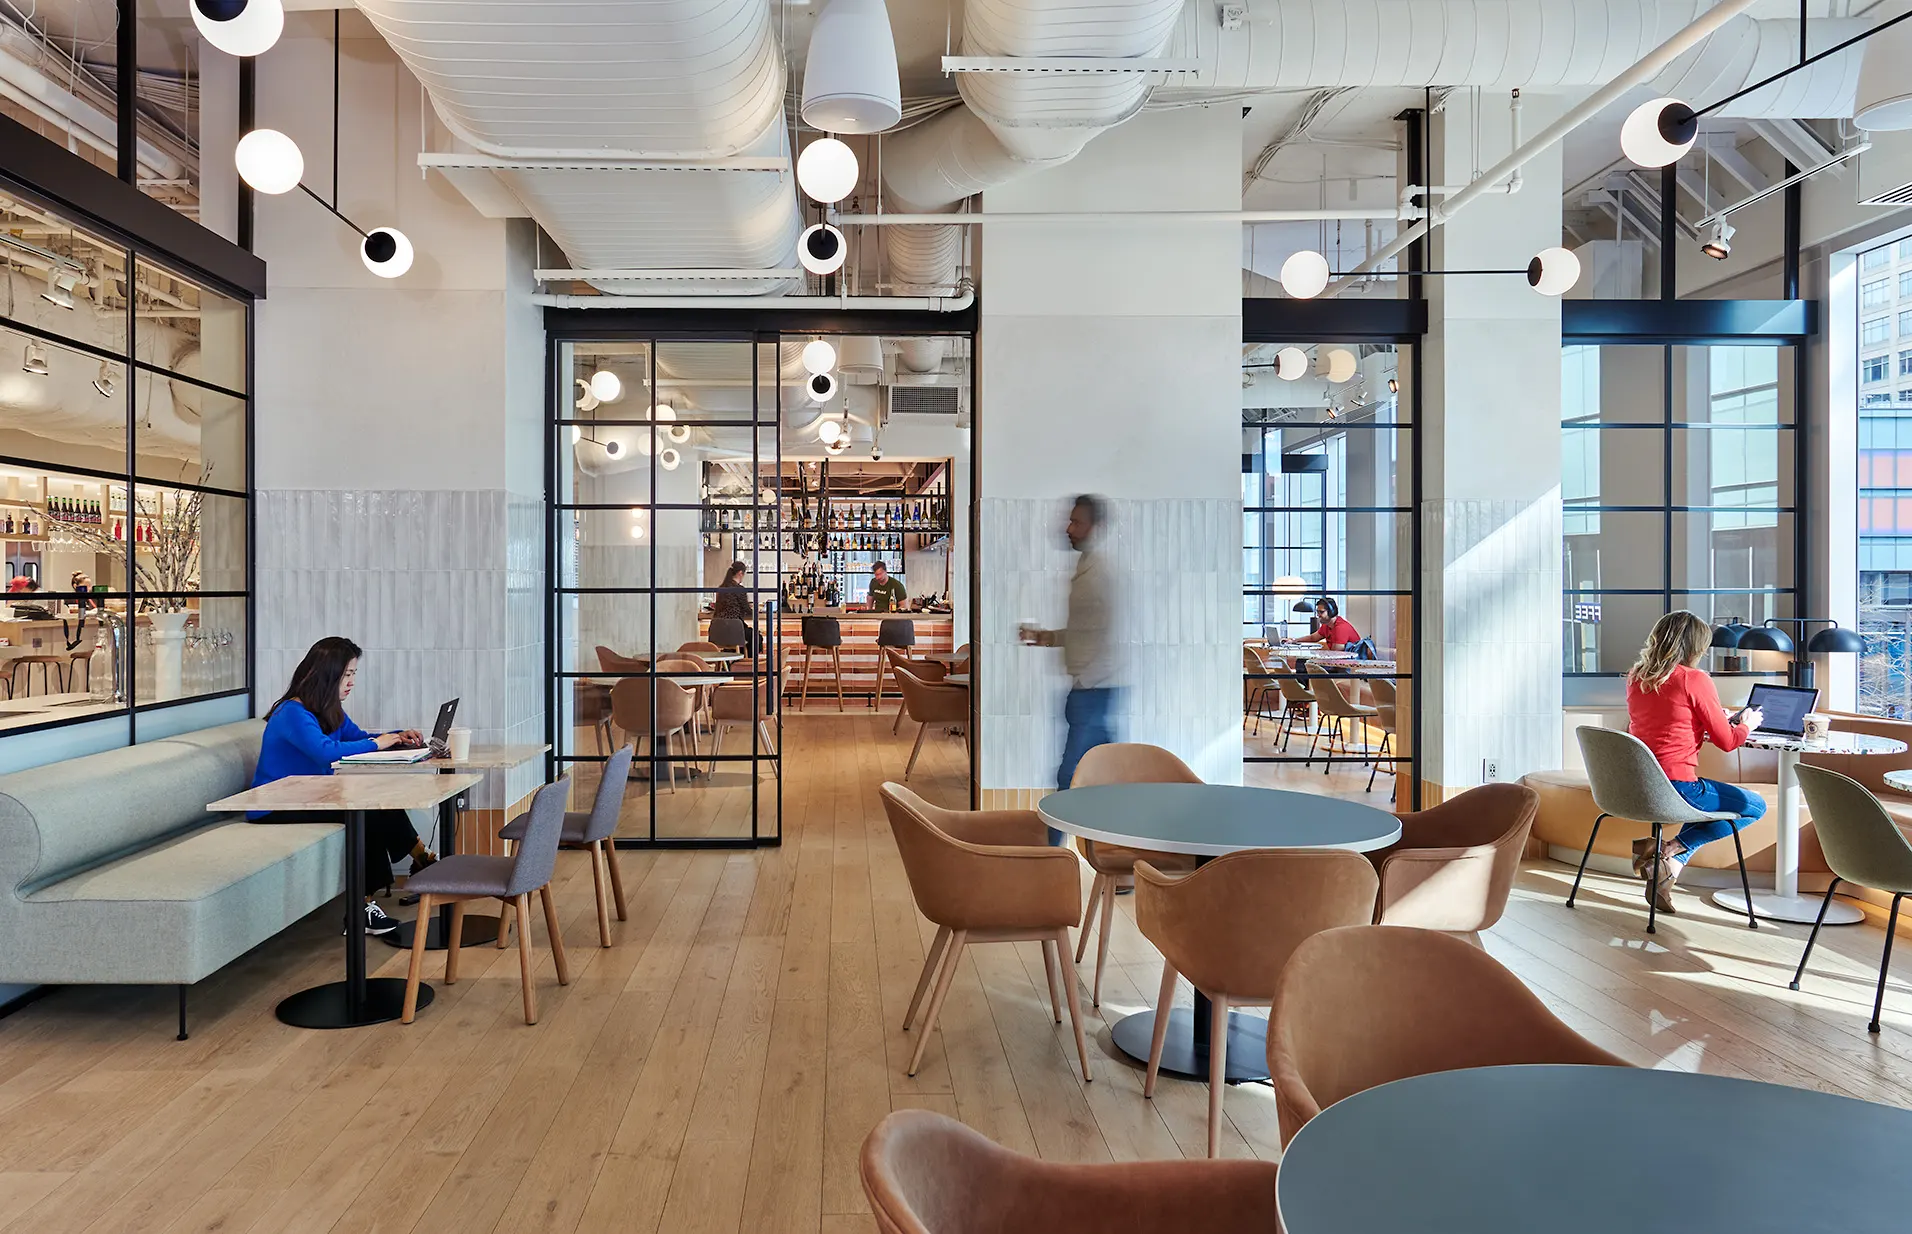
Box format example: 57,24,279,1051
1701,220,1735,261
1527,247,1581,297
360,227,414,278
1280,250,1331,299
799,223,847,275
802,338,837,375
1620,97,1698,168
800,0,902,135
191,0,283,58
797,138,860,204
588,370,622,403
1274,346,1308,381
235,128,303,194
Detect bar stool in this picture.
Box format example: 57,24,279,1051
10,654,66,696
872,618,916,709
67,648,93,694
708,616,749,654
797,616,844,710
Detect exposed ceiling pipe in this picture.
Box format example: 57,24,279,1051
840,209,1402,225
533,289,975,311
0,27,186,182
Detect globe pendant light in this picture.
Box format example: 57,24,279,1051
191,0,284,58
1280,250,1331,299
802,338,838,375
1316,348,1357,384
817,418,845,445
1620,97,1698,168
659,447,682,471
799,223,847,275
1526,246,1582,296
797,138,860,204
801,0,902,135
588,370,622,403
808,371,839,403
234,128,303,194
360,227,414,278
1274,346,1308,380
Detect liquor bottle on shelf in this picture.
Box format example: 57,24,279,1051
4,511,13,536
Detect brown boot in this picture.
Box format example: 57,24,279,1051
1631,837,1662,880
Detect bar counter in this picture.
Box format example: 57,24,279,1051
701,609,955,702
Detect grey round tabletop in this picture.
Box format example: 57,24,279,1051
1747,732,1906,756
1036,783,1400,856
1886,768,1912,794
1277,1065,1912,1234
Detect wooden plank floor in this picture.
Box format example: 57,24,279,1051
6,710,1912,1233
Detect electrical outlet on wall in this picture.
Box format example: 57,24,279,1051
1482,759,1501,783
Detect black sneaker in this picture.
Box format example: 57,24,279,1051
345,901,402,936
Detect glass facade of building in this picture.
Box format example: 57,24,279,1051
1857,237,1912,716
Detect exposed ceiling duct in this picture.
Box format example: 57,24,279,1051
356,0,803,295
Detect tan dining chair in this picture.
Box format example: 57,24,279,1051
708,674,779,778
887,646,947,734
1371,782,1537,944
403,776,573,1026
596,645,647,674
1136,849,1379,1156
610,676,698,792
1271,662,1317,749
950,642,971,674
1366,676,1399,792
879,782,1092,1081
861,1109,1278,1234
1307,673,1379,771
1068,743,1201,1008
677,641,722,656
1791,765,1912,1033
655,654,714,748
1269,925,1629,1147
498,745,633,948
1242,645,1276,727
893,661,968,780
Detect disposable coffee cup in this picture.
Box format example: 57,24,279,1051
1803,713,1831,743
447,727,472,761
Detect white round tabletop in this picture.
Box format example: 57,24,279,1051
1037,783,1400,856
1747,732,1908,756
1885,768,1912,794
662,675,733,688
1277,1065,1912,1234
944,673,970,686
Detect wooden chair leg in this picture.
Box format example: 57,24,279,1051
1057,927,1092,1083
540,885,571,985
1041,937,1063,1024
908,930,966,1076
871,655,884,710
516,894,538,1025
905,721,929,780
496,892,513,948
590,842,613,947
446,901,466,983
832,647,845,711
1207,992,1230,1158
892,697,907,735
1093,876,1117,1008
401,893,433,1023
604,838,628,920
1076,873,1105,962
1143,961,1177,1098
798,645,815,710
904,925,951,1031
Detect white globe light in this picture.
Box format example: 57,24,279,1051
1527,246,1582,297
800,0,902,135
1322,349,1357,383
659,448,682,470
588,370,622,402
360,227,414,278
1280,250,1331,299
652,403,675,421
808,371,838,403
666,423,690,443
817,418,844,445
234,128,302,194
1620,97,1697,168
635,430,654,456
629,523,645,540
797,138,860,204
798,223,847,275
570,425,582,444
191,0,284,58
1274,347,1308,381
802,339,837,375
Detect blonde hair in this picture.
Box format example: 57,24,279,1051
1627,611,1713,692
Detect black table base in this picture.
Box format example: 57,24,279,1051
381,913,500,951
1109,1008,1270,1084
276,977,432,1029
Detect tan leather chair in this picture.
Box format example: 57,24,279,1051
610,677,698,792
1365,677,1399,792
595,645,647,674
1269,925,1630,1147
860,1109,1278,1234
1068,743,1201,1008
708,675,778,778
893,661,968,780
1308,672,1379,770
1136,849,1378,1156
1371,783,1538,944
1271,662,1317,750
887,646,947,735
678,640,722,655
878,783,1092,1081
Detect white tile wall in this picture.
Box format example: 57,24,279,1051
979,496,1241,789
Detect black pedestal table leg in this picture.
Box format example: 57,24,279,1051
437,787,457,944
345,808,366,1021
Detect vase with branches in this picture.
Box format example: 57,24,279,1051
61,467,206,612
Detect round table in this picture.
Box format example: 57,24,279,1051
943,673,969,687
1037,783,1399,1082
1277,1065,1912,1233
1884,768,1912,796
1711,731,1908,925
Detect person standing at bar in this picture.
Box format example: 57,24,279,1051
1021,494,1121,843
866,561,907,612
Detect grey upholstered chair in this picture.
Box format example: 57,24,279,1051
1567,727,1758,934
499,746,633,948
403,776,573,1025
1791,765,1912,1033
1308,673,1379,771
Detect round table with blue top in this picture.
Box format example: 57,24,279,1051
1037,782,1400,1082
1277,1064,1912,1233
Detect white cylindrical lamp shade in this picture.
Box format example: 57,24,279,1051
800,0,902,134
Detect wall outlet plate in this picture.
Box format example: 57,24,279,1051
1482,759,1501,782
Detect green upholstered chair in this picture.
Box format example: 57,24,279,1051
1791,765,1912,1033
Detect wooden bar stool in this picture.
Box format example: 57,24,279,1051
66,648,94,694
797,616,844,711
10,654,66,696
872,618,916,709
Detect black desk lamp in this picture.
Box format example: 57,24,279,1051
1711,620,1753,673
1733,618,1864,689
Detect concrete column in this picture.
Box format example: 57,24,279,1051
1420,92,1567,797
976,106,1242,799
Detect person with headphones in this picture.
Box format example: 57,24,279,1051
1295,597,1361,650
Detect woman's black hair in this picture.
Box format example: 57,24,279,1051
269,636,363,733
723,560,748,586
1316,597,1339,619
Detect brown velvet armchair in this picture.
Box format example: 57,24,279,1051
1370,782,1538,943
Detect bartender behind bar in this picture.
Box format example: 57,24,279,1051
866,561,907,612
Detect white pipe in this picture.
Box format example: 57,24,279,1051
533,289,976,311
0,34,185,181
840,209,1402,225
1696,141,1870,227
535,268,804,281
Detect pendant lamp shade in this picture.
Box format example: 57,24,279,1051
1620,97,1698,167
797,138,861,203
837,335,885,379
360,227,414,278
1317,348,1357,383
1808,625,1866,654
1280,250,1331,299
1273,575,1307,592
1527,246,1582,296
1737,624,1795,654
1710,621,1751,649
808,371,839,403
1855,16,1912,130
801,0,903,134
191,0,284,58
801,339,837,375
799,223,847,275
1274,347,1308,380
235,128,303,194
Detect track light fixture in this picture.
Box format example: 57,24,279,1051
1526,247,1581,297
799,223,847,275
40,266,78,309
1701,220,1735,260
191,0,284,58
92,361,115,398
797,138,860,204
1620,97,1698,168
1279,249,1331,299
21,341,48,376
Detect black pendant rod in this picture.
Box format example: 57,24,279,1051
1696,9,1910,119
298,183,368,239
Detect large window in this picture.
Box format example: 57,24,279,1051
1865,318,1890,346
1865,279,1892,309
0,184,251,737
1858,233,1912,716
1561,344,1796,696
1866,355,1891,384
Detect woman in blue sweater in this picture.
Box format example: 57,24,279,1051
252,636,434,935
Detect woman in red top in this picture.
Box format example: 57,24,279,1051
1296,598,1361,650
1625,611,1767,914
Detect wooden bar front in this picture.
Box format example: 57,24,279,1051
701,611,954,702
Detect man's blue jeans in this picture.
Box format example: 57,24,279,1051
1052,687,1119,844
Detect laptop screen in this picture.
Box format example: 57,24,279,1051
1745,683,1818,737
431,698,459,741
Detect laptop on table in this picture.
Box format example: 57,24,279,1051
1741,683,1819,740
338,698,459,764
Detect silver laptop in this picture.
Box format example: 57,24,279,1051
339,698,459,764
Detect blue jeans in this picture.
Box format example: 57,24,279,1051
1053,687,1120,844
1669,778,1766,853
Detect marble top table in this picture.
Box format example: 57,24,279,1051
1713,731,1909,924
1277,1065,1912,1234
943,673,970,687
1884,767,1912,795
1038,783,1399,1082
209,773,480,1029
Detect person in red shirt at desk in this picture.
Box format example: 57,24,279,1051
1625,610,1767,915
1294,597,1361,650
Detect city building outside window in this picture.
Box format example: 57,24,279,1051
1865,317,1890,346
1866,355,1890,383
1901,309,1912,336
1864,246,1892,270
1859,234,1912,717
1865,278,1892,309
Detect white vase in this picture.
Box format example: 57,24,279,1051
150,610,190,701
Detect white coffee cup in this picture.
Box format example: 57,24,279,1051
447,727,472,761
1803,713,1831,743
